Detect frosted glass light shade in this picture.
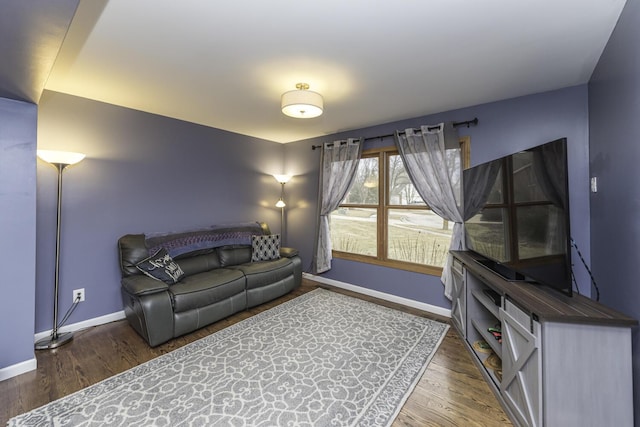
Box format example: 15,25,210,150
37,150,85,165
273,174,292,184
275,199,286,208
281,89,323,118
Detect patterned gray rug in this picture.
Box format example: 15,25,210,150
9,288,449,427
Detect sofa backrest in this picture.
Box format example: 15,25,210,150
217,245,252,267
117,222,271,278
175,251,220,275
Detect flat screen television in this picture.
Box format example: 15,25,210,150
463,138,573,296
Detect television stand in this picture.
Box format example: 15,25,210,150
450,250,637,427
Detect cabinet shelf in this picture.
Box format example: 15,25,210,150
471,317,502,358
472,346,502,388
471,288,500,318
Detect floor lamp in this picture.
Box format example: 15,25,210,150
35,150,85,350
273,174,291,245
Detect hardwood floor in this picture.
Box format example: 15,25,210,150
0,279,512,426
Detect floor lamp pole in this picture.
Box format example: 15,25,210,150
35,150,85,350
280,203,285,246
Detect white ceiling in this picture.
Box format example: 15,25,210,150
44,0,627,143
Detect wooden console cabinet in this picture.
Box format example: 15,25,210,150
451,250,637,427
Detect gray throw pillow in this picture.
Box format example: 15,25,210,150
251,234,281,262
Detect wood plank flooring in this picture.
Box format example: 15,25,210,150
0,279,513,426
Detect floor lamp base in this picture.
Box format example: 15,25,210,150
35,331,74,350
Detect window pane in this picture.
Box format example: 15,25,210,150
343,157,378,204
388,154,424,205
387,209,452,267
330,208,377,256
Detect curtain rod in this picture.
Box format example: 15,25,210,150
311,117,478,150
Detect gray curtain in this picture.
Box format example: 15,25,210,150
394,123,462,300
312,138,363,274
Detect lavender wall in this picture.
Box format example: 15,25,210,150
35,91,286,333
589,0,640,422
0,97,37,369
284,85,590,308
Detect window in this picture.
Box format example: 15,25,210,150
329,138,470,275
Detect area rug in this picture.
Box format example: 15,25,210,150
9,288,449,427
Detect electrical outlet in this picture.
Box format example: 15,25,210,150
73,288,85,303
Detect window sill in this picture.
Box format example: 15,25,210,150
332,251,443,277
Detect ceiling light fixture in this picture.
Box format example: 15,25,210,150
281,83,323,119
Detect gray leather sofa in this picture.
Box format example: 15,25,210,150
117,222,302,346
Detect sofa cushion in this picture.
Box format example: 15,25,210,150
217,245,252,267
229,257,293,290
169,269,245,313
251,234,281,261
136,248,185,284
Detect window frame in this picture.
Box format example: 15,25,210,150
332,137,470,276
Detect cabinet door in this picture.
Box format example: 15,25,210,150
500,300,542,427
450,260,466,336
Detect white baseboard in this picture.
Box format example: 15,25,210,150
0,311,127,383
34,310,126,343
0,358,37,382
303,272,451,318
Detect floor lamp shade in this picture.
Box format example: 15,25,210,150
37,150,86,166
35,150,85,350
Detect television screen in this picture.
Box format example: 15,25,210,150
463,138,572,296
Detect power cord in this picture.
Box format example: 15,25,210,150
54,294,82,333
570,237,600,301
570,271,581,296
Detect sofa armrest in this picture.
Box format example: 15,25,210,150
121,275,169,296
280,247,299,258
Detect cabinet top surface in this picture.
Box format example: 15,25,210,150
452,251,638,326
